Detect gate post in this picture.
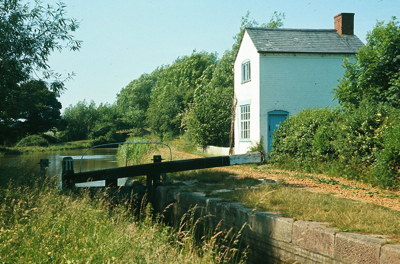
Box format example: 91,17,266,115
146,155,162,189
61,157,74,190
146,155,163,205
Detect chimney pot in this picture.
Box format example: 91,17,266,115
334,13,354,35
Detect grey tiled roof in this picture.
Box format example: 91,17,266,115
246,28,364,54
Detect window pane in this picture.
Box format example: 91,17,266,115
240,104,250,139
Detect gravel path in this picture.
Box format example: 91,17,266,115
170,150,400,212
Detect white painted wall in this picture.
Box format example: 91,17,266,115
259,53,352,152
234,31,261,154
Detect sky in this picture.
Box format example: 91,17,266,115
44,0,400,111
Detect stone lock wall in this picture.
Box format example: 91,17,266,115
154,186,400,264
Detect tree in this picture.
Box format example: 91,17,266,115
62,101,98,141
185,12,285,147
0,0,80,144
16,80,62,135
335,17,400,109
184,50,234,147
89,103,128,145
146,52,217,138
116,68,163,130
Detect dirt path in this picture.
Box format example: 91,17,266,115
169,150,400,212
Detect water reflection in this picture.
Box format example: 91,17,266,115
0,148,123,187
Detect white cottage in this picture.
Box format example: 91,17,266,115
234,13,363,154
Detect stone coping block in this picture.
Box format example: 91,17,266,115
381,244,400,264
248,211,293,243
293,220,337,258
335,232,386,264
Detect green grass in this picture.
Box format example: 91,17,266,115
0,164,245,264
1,140,93,156
213,182,400,238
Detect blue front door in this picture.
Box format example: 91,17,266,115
268,111,289,152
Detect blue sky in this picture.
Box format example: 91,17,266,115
45,0,399,111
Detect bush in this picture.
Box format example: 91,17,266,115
271,108,339,164
371,117,400,188
270,104,400,187
332,103,394,166
16,135,49,147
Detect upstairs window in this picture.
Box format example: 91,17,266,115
241,60,251,83
240,104,250,140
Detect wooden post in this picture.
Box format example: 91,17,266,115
146,155,163,204
146,155,162,190
105,177,118,188
61,157,74,190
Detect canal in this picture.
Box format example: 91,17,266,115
0,148,124,187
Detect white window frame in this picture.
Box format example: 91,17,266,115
241,60,251,83
240,104,250,140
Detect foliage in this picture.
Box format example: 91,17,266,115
184,12,285,148
146,52,217,138
61,101,128,145
335,17,400,108
116,68,163,130
15,134,49,147
88,104,128,146
271,108,340,163
0,0,80,144
61,100,98,141
184,50,234,147
271,104,400,188
371,116,400,188
117,136,158,165
0,80,62,143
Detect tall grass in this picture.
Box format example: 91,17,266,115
0,164,245,263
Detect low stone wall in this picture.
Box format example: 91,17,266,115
154,186,400,264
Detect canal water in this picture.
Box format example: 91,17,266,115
0,148,126,187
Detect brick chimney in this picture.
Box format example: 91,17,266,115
334,13,354,35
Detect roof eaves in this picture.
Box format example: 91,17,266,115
258,50,358,55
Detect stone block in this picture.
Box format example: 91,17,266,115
178,192,207,219
248,211,293,243
220,202,251,230
381,244,400,264
334,232,385,264
292,221,336,258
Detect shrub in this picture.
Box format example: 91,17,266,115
371,117,400,188
271,108,339,164
332,103,394,166
270,103,400,187
16,135,49,147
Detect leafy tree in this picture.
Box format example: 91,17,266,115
146,52,217,138
89,104,128,145
185,12,285,147
116,68,163,130
184,50,234,147
16,80,62,135
335,17,400,108
61,101,98,141
0,0,80,144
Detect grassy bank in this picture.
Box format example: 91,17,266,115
0,163,244,263
213,180,400,239
0,140,93,156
